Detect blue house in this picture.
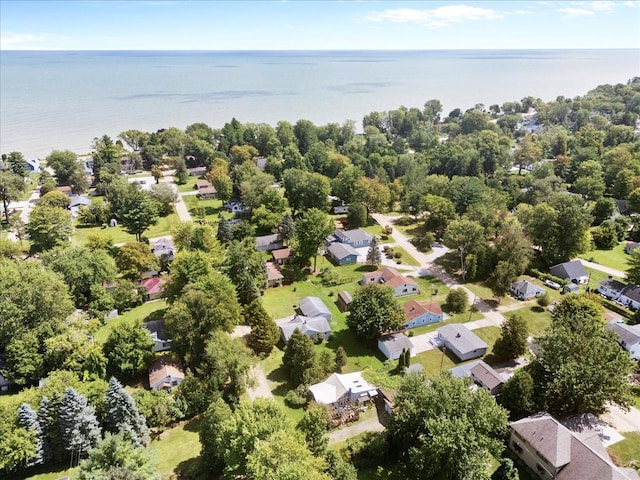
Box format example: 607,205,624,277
326,242,359,265
403,299,444,329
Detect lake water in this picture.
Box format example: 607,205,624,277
1,49,639,158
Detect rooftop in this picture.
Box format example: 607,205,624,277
438,324,488,355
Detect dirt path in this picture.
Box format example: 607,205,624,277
247,365,274,401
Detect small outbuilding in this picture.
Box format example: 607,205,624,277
265,261,284,288
336,290,353,312
378,333,413,360
140,277,165,301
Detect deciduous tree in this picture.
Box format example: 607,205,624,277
347,284,405,340
26,204,72,252
493,314,528,360
102,319,155,379
245,299,280,357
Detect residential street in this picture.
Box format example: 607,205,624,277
578,258,626,279
161,170,192,223
6,185,40,242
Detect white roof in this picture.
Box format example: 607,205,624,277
299,296,331,319
308,372,377,405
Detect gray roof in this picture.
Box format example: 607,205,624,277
511,279,545,298
549,260,587,280
378,333,413,356
334,228,373,244
622,284,640,303
255,234,282,247
69,195,91,208
599,278,626,293
338,290,352,304
299,296,331,320
470,361,505,390
606,322,640,346
438,324,488,355
327,242,359,260
143,319,170,342
280,315,331,342
152,238,175,256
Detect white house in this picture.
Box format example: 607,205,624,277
597,278,626,301
378,333,414,360
510,279,545,301
280,315,331,343
549,260,588,284
606,322,640,360
361,267,419,297
308,372,378,407
437,324,488,361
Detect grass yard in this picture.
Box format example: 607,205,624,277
381,244,420,267
585,266,625,291
407,310,484,336
94,300,167,344
507,305,552,336
175,176,199,192
73,212,181,245
19,466,78,480
473,326,502,357
580,242,630,272
182,195,232,223
608,432,640,467
150,417,203,480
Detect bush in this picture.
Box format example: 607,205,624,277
537,292,551,307
394,252,402,259
444,288,469,313
382,225,393,235
285,385,308,407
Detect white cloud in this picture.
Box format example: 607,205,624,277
590,1,616,11
557,7,595,16
365,5,502,27
514,9,531,15
624,1,639,7
0,32,66,49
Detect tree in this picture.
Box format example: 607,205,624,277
225,238,266,305
211,172,233,203
38,190,71,209
444,288,468,314
245,299,279,357
325,449,358,480
347,284,405,340
151,165,162,184
246,429,331,480
294,208,334,271
283,329,319,386
423,194,457,239
104,377,150,447
492,458,520,480
116,242,158,280
149,183,178,216
0,413,37,474
216,216,232,244
46,150,83,185
4,332,45,386
297,404,329,455
58,388,101,462
283,169,331,214
5,151,28,177
42,245,117,307
199,398,233,474
353,177,391,215
17,402,44,466
513,135,542,174
118,189,159,241
346,201,367,228
103,319,155,379
26,204,72,251
75,432,158,480
92,135,121,186
534,294,633,417
627,250,640,286
389,372,508,480
279,213,296,245
0,171,25,223
498,369,536,421
335,346,348,372
443,219,485,280
174,157,189,185
493,315,528,360
366,236,381,266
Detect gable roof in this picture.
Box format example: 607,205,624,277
143,319,170,342
338,290,353,305
438,324,488,355
255,234,282,248
363,267,417,288
280,315,331,342
378,333,412,356
621,284,640,303
327,242,359,260
511,279,545,297
599,278,627,293
606,322,640,346
265,261,284,283
271,247,291,261
403,299,442,321
334,228,373,244
308,372,377,405
511,413,639,480
141,277,164,295
470,361,505,390
195,179,212,189
69,195,91,208
148,356,184,388
152,238,175,256
549,260,587,280
299,296,331,319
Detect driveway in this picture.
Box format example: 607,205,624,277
578,259,626,279
161,170,192,223
6,185,40,242
328,410,385,445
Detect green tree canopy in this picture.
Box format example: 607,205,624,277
26,204,72,252
102,319,155,379
347,284,405,340
294,208,334,271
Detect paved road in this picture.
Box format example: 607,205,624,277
161,170,192,223
578,259,626,279
6,185,40,242
601,403,640,434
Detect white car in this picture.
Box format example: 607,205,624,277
544,279,561,290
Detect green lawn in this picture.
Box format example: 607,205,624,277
381,245,420,267
150,417,203,480
507,305,552,336
73,212,181,245
94,300,167,344
608,432,640,468
473,326,502,358
580,242,630,272
182,196,231,223
20,175,40,201
20,465,78,480
175,176,199,193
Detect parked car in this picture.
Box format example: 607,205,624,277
544,279,561,290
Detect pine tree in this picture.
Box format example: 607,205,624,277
335,346,348,372
104,377,150,447
18,402,43,466
245,299,280,357
217,216,232,244
366,236,381,266
59,388,101,461
279,213,296,245
282,329,318,386
37,396,54,464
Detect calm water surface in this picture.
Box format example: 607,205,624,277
1,49,639,158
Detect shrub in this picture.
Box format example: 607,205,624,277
285,385,308,407
394,252,402,259
444,288,468,313
537,292,551,307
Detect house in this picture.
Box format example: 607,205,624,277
225,199,248,213
327,228,373,248
403,300,443,329
450,360,506,395
271,248,292,265
195,179,211,190
326,242,359,265
329,195,349,214
626,241,640,255
510,280,545,300
437,324,488,361
299,296,331,321
143,319,172,352
148,356,184,391
336,290,353,312
265,261,284,288
598,277,626,301
152,237,175,262
255,234,284,252
620,284,640,310
197,186,217,199
360,267,419,297
56,185,73,197
69,195,91,217
549,260,588,284
254,157,268,171
606,321,640,360
26,158,42,173
378,333,414,360
308,372,378,407
509,413,640,480
187,166,207,177
280,315,331,343
140,277,165,301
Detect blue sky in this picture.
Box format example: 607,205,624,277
1,1,639,50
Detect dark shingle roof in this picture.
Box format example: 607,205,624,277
549,260,587,280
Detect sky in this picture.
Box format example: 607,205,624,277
1,0,639,50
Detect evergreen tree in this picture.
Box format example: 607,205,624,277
104,377,150,447
58,388,101,462
279,213,296,245
335,346,348,372
17,403,43,466
245,299,280,357
282,329,318,386
366,236,381,266
217,216,232,244
37,396,54,464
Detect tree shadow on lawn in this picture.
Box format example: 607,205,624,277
266,364,293,398
143,308,167,322
183,415,203,433
175,456,207,480
355,264,378,272
327,329,388,367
